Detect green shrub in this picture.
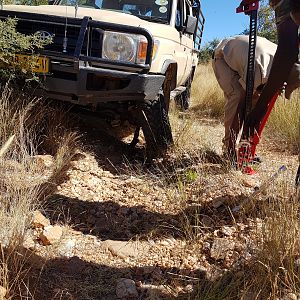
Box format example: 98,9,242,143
0,18,51,81
198,39,220,65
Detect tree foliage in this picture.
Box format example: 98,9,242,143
198,38,220,64
257,2,277,43
242,0,277,43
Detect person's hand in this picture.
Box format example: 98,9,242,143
291,10,300,25
285,84,296,99
244,104,268,137
285,63,300,99
291,0,300,25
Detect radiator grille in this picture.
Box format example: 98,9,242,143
16,19,102,56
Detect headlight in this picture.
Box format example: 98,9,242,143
102,31,158,64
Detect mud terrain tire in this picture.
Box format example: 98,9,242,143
138,90,173,159
175,76,192,111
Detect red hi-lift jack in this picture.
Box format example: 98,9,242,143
235,0,280,175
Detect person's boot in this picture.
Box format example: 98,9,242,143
291,0,300,25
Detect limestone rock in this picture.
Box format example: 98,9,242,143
101,240,148,259
32,211,50,229
221,226,236,236
58,239,76,258
116,278,138,299
210,238,235,260
139,284,170,298
183,284,193,293
33,155,54,168
282,293,298,300
23,232,36,250
242,177,257,188
39,225,63,245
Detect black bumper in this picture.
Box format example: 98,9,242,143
40,66,165,104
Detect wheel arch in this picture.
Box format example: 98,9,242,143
161,60,177,91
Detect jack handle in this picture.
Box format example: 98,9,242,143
236,0,259,14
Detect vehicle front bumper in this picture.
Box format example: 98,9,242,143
40,65,165,105
0,11,163,105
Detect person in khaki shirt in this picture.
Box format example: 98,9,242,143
212,35,300,159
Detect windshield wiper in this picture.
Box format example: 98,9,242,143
137,15,168,24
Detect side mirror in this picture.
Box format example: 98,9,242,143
185,15,197,35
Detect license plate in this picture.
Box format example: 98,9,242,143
14,54,49,74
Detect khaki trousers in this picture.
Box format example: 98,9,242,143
212,57,245,151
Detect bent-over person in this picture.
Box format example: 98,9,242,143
212,35,299,161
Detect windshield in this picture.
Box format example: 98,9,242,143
54,0,172,23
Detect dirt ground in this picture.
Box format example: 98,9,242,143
23,112,298,300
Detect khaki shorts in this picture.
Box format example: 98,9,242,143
270,0,292,25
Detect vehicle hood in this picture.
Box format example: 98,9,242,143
2,5,166,32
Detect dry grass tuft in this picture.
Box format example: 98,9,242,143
0,85,43,298
243,180,300,299
0,84,80,298
170,111,223,156
189,177,300,300
190,63,224,119
266,91,300,153
38,104,82,195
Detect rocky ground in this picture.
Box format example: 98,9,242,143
20,114,298,300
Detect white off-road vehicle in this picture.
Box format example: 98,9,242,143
0,0,204,158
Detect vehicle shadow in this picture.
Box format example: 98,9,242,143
79,116,147,175
20,245,243,300
45,192,246,241
76,111,228,178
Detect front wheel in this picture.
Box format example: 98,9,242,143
175,76,192,111
137,90,173,159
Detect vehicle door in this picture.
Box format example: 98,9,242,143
174,0,189,86
182,0,195,82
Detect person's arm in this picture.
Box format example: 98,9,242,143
291,0,300,25
245,18,299,134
